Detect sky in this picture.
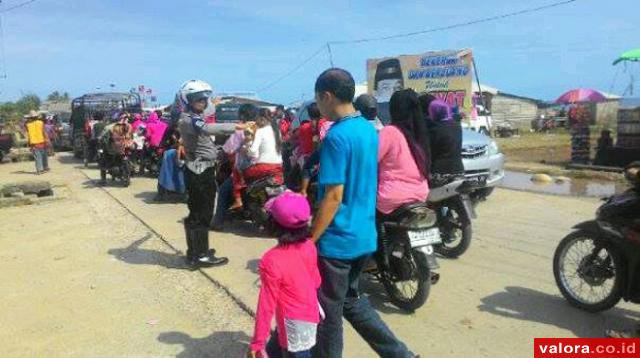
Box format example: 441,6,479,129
0,0,638,105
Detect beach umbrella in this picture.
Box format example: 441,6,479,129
613,48,640,65
555,88,607,104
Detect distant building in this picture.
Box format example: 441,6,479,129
40,100,72,114
473,84,543,129
593,92,621,128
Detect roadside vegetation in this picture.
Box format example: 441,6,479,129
497,128,624,181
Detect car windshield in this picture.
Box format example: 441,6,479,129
215,105,241,123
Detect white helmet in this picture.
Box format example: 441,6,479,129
178,80,213,108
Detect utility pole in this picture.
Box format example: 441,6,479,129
327,43,335,67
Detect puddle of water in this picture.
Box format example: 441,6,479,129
500,171,627,198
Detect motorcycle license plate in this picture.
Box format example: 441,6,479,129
408,228,441,247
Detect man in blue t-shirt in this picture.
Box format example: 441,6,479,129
311,68,414,358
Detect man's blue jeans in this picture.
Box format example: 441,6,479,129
313,255,412,358
32,147,49,173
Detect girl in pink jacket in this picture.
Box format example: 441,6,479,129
249,192,321,358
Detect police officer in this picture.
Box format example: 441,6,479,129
177,80,236,267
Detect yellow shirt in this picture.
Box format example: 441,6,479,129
26,119,46,146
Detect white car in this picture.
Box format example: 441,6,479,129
463,104,492,136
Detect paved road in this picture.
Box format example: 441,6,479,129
2,153,638,357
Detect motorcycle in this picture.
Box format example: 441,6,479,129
553,163,640,313
229,175,286,233
83,137,98,167
98,145,133,187
139,145,163,177
369,202,441,311
427,177,477,258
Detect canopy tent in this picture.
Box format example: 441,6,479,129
612,48,640,96
613,48,640,66
555,88,607,104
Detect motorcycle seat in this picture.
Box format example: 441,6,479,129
427,179,465,203
246,176,282,190
383,202,436,229
386,202,430,220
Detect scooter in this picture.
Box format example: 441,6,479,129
553,163,640,313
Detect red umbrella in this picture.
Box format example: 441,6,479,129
555,88,607,104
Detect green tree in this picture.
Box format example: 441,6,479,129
47,91,61,101
16,93,41,113
0,94,42,126
46,91,71,102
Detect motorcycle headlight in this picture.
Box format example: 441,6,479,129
487,140,500,156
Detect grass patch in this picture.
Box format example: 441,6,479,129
497,130,572,165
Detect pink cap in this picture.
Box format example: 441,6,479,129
264,191,311,229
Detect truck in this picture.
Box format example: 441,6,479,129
70,92,142,158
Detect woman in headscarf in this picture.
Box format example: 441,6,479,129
145,111,168,149
377,89,430,215
131,113,145,133
426,99,464,186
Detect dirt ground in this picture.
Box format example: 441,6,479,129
0,156,254,357
1,153,638,357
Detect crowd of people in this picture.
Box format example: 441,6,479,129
170,68,467,357
23,68,467,357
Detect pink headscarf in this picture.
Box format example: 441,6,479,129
147,111,159,123
145,112,167,147
131,113,144,132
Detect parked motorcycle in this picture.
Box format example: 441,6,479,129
427,177,476,258
553,163,640,313
370,202,441,311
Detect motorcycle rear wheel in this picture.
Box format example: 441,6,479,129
379,248,431,312
553,230,624,313
435,203,472,258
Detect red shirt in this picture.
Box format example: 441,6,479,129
279,118,292,142
297,120,315,155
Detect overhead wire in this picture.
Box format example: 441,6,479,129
256,0,579,94
255,45,327,93
328,0,578,45
0,0,37,13
0,0,39,83
0,14,6,79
